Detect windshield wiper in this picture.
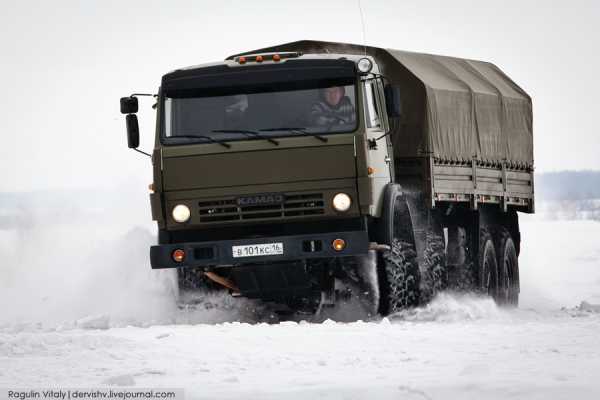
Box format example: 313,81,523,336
170,135,231,148
259,127,328,143
211,129,279,146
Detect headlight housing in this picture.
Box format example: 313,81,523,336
332,193,352,212
172,204,191,223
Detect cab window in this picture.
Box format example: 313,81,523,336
363,80,382,129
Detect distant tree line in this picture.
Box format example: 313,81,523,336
536,171,600,201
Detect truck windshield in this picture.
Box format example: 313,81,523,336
162,81,357,144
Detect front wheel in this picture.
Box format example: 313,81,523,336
376,185,421,315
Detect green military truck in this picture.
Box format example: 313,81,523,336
120,40,533,316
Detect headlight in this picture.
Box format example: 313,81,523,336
172,204,191,223
332,193,352,212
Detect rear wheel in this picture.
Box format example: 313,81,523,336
446,226,476,291
420,220,447,303
379,240,420,314
495,228,520,307
478,229,499,301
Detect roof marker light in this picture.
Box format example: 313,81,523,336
357,57,373,74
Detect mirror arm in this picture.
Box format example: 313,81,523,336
368,131,391,150
374,131,390,141
130,93,157,98
133,148,151,158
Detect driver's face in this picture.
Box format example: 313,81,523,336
323,87,344,107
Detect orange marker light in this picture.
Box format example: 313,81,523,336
367,167,375,175
273,54,281,62
238,56,246,64
172,249,185,263
148,183,155,192
332,239,346,252
256,55,263,62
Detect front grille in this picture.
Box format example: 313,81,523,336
198,193,325,223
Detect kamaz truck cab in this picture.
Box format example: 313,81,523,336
121,41,534,317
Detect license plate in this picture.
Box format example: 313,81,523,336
232,243,284,258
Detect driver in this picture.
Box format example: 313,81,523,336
223,94,248,129
309,86,356,127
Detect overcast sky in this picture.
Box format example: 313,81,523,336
0,0,598,192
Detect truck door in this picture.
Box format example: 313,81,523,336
362,77,393,216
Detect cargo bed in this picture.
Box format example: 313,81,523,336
395,157,534,213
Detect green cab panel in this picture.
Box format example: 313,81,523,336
162,143,356,192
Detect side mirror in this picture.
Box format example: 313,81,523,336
120,96,139,114
126,114,140,149
384,85,402,118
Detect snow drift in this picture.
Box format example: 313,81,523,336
1,190,599,330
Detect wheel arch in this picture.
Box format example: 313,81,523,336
376,183,416,246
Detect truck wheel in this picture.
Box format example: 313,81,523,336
446,226,476,291
379,239,420,314
478,229,499,301
420,222,447,303
495,228,520,306
377,184,421,315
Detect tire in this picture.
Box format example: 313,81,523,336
446,226,476,291
420,221,447,303
478,228,500,301
377,185,421,315
402,193,447,304
494,228,520,307
379,239,420,314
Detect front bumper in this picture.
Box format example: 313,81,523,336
150,230,369,269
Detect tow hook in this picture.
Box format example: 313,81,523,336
369,242,391,252
204,271,240,294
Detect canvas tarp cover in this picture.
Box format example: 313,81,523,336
228,41,533,168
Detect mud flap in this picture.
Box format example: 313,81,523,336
404,192,448,303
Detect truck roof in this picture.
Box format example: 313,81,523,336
230,40,533,168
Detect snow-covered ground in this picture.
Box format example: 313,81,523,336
1,211,600,399
3,303,600,400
